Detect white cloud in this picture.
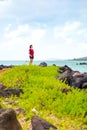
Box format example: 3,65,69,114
1,21,87,60
0,0,72,22
0,24,46,60
4,24,12,31
54,21,81,39
0,0,87,61
0,0,12,16
37,21,87,60
4,24,30,39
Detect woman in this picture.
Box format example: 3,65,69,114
29,45,34,64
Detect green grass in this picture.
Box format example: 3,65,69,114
0,65,87,129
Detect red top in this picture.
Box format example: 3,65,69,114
29,48,34,57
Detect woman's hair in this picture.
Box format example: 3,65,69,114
29,45,32,48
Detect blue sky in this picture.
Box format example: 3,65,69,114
0,0,87,60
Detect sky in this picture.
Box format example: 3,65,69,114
0,0,87,61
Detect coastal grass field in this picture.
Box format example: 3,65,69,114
0,65,87,130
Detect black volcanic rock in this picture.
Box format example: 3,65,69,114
0,108,22,130
39,62,47,67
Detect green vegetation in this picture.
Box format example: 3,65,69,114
0,65,87,130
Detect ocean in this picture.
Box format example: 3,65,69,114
0,60,87,73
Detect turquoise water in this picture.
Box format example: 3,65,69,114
0,60,87,72
35,60,87,72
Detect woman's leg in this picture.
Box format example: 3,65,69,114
29,58,33,64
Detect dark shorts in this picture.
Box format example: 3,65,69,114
29,56,34,59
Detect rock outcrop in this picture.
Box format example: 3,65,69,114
0,108,22,130
0,65,13,70
58,65,87,89
39,62,47,67
0,83,23,97
31,116,57,130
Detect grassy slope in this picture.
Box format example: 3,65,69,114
0,65,87,130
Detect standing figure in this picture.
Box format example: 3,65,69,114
29,44,34,64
